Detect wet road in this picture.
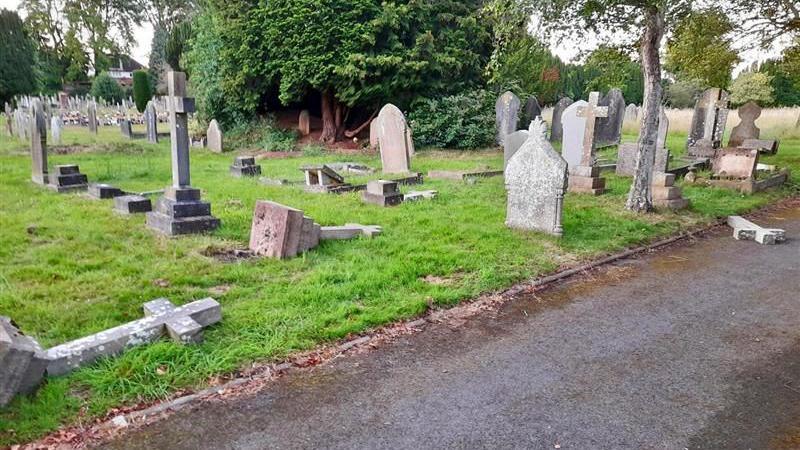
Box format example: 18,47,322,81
101,208,800,450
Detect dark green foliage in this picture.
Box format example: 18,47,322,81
492,35,564,104
0,9,37,105
165,20,192,73
148,27,169,95
408,89,496,150
132,70,152,113
664,79,704,108
582,46,644,105
761,58,800,107
91,71,124,104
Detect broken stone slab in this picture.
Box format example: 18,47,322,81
46,297,221,376
114,195,153,214
727,216,786,245
712,148,759,180
326,162,375,175
230,156,262,178
362,180,404,207
428,169,504,182
320,224,382,240
741,139,779,155
0,317,48,407
404,190,438,202
88,183,125,199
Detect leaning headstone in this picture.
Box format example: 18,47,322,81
369,118,379,150
687,88,730,156
362,180,404,207
207,119,223,153
230,156,262,178
377,104,413,174
495,91,521,145
550,97,573,142
0,317,48,407
146,72,220,236
30,99,48,185
568,92,608,195
50,115,62,145
728,101,761,148
594,88,625,147
120,118,132,139
741,139,779,155
616,109,670,177
145,100,158,143
712,148,759,180
504,130,530,170
87,101,98,134
522,96,542,127
298,110,311,136
505,118,568,236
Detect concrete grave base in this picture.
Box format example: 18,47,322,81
708,170,789,194
568,167,606,196
230,156,262,178
48,164,88,192
0,317,48,407
362,180,404,207
115,195,153,214
88,183,125,199
146,187,220,236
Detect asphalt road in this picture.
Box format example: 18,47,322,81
101,207,800,450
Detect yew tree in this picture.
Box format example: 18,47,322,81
534,0,691,212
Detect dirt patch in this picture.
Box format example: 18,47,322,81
51,145,94,155
200,245,255,263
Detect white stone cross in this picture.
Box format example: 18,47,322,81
727,216,786,245
576,92,609,167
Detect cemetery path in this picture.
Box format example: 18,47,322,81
99,207,800,450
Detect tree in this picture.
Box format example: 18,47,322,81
728,0,800,47
730,72,775,106
493,35,564,104
534,0,692,212
760,45,800,107
91,71,124,104
64,0,142,71
583,46,644,105
0,9,37,105
132,70,152,112
664,78,704,108
665,8,739,89
165,20,192,73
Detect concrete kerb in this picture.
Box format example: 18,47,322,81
27,196,800,448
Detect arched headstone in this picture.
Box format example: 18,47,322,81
495,91,520,145
377,104,413,174
549,97,573,142
207,119,223,153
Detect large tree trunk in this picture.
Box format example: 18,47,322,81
626,6,665,212
320,89,347,143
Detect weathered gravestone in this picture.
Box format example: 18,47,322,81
560,100,588,169
87,101,98,134
50,115,62,145
595,88,625,148
728,101,761,148
377,104,413,174
145,100,158,143
369,118,379,151
495,91,521,145
522,96,542,127
120,118,132,139
362,180,404,207
298,110,311,136
568,92,608,195
207,119,223,153
728,216,786,245
0,317,48,407
230,156,262,178
624,104,639,123
687,88,730,156
29,100,49,185
505,118,568,236
616,109,670,177
4,103,11,136
301,165,347,192
741,139,779,155
712,148,758,180
146,72,220,236
549,97,573,142
504,130,530,170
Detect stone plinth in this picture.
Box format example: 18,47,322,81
362,180,404,207
0,317,48,407
652,172,689,211
146,188,220,236
114,195,153,214
48,164,88,192
89,183,125,199
230,156,262,178
568,165,606,196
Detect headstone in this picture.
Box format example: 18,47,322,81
504,130,530,170
58,92,68,110
651,172,689,211
88,102,98,134
377,104,413,174
505,118,568,236
298,110,311,136
522,96,542,127
120,118,132,139
568,92,608,195
48,164,88,192
712,148,758,180
146,72,220,236
114,195,153,214
495,91,521,145
230,156,262,178
50,115,62,145
362,180,404,207
369,118,379,150
624,104,639,123
741,139,779,155
0,317,48,407
728,216,786,245
30,99,48,185
301,165,346,191
4,103,12,136
404,190,438,202
616,109,670,177
560,100,588,169
549,97,573,142
249,201,306,259
728,101,761,148
594,88,625,147
88,183,125,199
687,88,730,156
207,119,223,153
145,100,158,143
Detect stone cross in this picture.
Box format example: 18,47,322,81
167,71,195,188
727,216,785,245
30,99,48,185
575,92,609,167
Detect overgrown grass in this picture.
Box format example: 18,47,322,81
0,117,798,445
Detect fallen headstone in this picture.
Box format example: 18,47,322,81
230,156,262,178
727,216,786,245
362,180,404,207
404,190,438,202
740,139,779,155
712,148,758,180
428,169,504,182
0,317,48,407
301,164,348,193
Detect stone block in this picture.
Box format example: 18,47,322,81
0,317,48,407
320,224,382,240
654,198,690,211
89,183,125,199
248,201,305,258
741,139,779,155
164,187,201,202
146,210,220,236
366,180,399,196
652,186,683,200
362,191,404,207
568,175,605,190
652,172,676,188
114,195,152,214
53,164,80,176
230,165,262,178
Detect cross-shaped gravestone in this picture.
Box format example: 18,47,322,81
45,297,221,376
575,92,609,167
167,71,195,188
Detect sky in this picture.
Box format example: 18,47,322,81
0,0,786,76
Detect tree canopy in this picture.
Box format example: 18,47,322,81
0,9,37,105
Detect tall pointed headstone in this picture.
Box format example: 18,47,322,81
495,91,520,145
207,119,223,153
87,101,98,134
549,97,573,142
30,99,48,185
505,118,568,237
594,88,625,147
146,72,220,236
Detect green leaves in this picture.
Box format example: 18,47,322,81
0,9,36,105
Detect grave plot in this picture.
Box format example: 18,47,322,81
701,148,790,194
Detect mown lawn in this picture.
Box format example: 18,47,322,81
0,120,798,445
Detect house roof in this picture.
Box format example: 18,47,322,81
107,54,146,72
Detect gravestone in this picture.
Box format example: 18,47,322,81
50,115,62,145
114,195,153,214
120,119,132,139
0,317,48,407
377,104,413,174
87,101,98,134
624,104,639,123
301,165,346,192
88,183,124,199
230,156,262,177
560,100,588,169
549,98,573,142
504,130,530,170
48,164,88,192
569,92,608,195
651,172,689,210
4,103,11,136
362,180,404,207
145,100,158,143
495,91,521,145
595,88,625,147
687,88,730,156
741,139,779,155
712,148,758,180
616,109,670,176
505,118,568,236
207,119,223,153
369,118,379,150
146,71,220,236
522,96,542,127
728,216,786,245
298,110,311,136
728,101,761,148
30,99,48,185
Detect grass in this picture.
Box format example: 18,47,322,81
0,116,798,446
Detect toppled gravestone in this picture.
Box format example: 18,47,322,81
727,216,786,245
0,317,48,407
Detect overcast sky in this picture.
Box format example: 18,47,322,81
0,0,786,76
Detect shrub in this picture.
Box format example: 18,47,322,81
664,79,704,108
225,116,298,152
730,72,775,107
91,71,124,104
408,89,497,150
132,70,152,113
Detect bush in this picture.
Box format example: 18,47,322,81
664,79,704,108
730,72,775,107
132,70,152,113
225,116,298,152
91,71,124,104
408,89,497,150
